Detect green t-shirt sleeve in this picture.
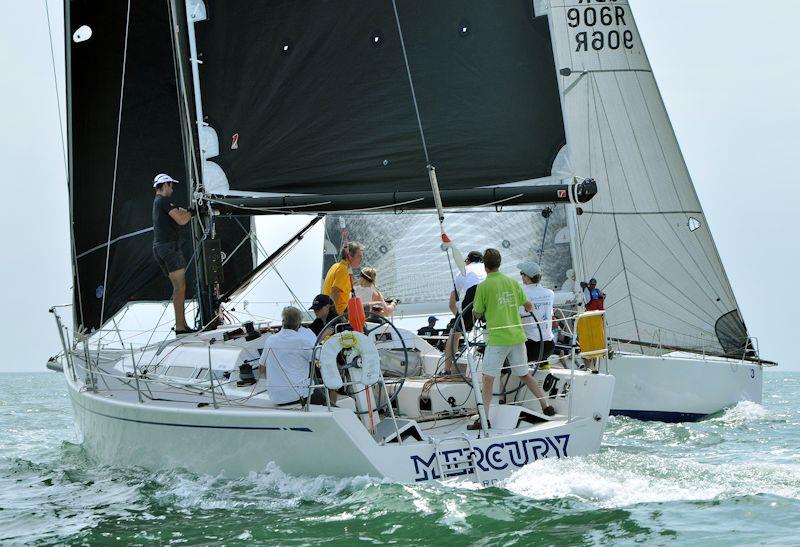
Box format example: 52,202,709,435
473,285,486,314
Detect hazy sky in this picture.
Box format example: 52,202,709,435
0,0,797,372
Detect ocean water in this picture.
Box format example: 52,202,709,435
1,371,799,546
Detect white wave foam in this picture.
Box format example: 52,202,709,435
150,462,379,510
714,400,772,426
500,451,800,507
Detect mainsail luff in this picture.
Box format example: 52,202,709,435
64,0,255,332
543,0,749,355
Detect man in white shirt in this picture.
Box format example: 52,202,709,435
442,251,487,375
517,260,555,364
259,306,318,405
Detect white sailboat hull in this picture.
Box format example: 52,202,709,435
606,352,762,422
63,359,614,486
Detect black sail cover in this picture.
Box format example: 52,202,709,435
66,1,254,332
195,0,566,198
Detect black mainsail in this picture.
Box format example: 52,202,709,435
65,0,598,332
193,0,568,200
65,1,254,332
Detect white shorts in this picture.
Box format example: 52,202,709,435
481,343,529,378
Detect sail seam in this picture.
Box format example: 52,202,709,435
631,71,738,307
638,214,728,315
621,253,719,325
588,241,621,281
588,73,643,348
625,70,732,313
99,0,132,327
630,295,713,333
76,227,154,259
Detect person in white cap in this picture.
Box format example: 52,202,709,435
517,260,555,364
152,173,194,334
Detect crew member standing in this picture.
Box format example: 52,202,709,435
582,278,606,311
152,173,194,335
517,261,555,364
579,277,607,371
468,249,554,430
322,242,365,314
441,250,486,375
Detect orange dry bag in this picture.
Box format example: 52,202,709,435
347,296,366,333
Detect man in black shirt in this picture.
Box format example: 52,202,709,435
152,174,194,334
308,294,339,336
417,316,439,337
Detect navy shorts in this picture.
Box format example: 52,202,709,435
458,285,477,331
525,339,555,364
153,242,186,275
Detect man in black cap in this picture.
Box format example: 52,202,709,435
152,173,194,334
308,293,339,336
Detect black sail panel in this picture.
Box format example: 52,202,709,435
196,0,565,195
67,1,254,332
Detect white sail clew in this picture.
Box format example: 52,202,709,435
541,0,746,355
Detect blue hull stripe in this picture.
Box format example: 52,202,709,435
610,409,707,423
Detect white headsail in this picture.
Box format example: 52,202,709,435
541,0,748,355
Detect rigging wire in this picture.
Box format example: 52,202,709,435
42,0,68,181
99,0,132,327
44,0,85,327
389,0,459,300
231,217,313,318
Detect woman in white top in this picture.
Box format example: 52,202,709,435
355,267,396,317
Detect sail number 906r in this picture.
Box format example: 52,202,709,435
567,5,634,52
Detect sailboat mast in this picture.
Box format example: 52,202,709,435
167,0,216,328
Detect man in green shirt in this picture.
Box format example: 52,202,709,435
468,249,555,430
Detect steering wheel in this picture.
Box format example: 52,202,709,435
310,309,409,415
445,303,541,401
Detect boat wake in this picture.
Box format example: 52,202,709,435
148,462,380,511
500,450,800,507
709,400,774,426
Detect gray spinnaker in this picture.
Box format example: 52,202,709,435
324,206,573,311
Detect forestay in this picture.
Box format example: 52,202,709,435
542,0,749,355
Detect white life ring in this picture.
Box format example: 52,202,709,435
318,331,381,390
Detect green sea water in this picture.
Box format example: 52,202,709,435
1,371,799,546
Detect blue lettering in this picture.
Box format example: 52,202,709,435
409,433,572,482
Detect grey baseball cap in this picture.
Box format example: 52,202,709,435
517,260,541,278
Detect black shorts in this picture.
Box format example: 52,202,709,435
153,242,186,275
525,339,554,364
457,285,477,332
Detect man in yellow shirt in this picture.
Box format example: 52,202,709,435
322,242,365,314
